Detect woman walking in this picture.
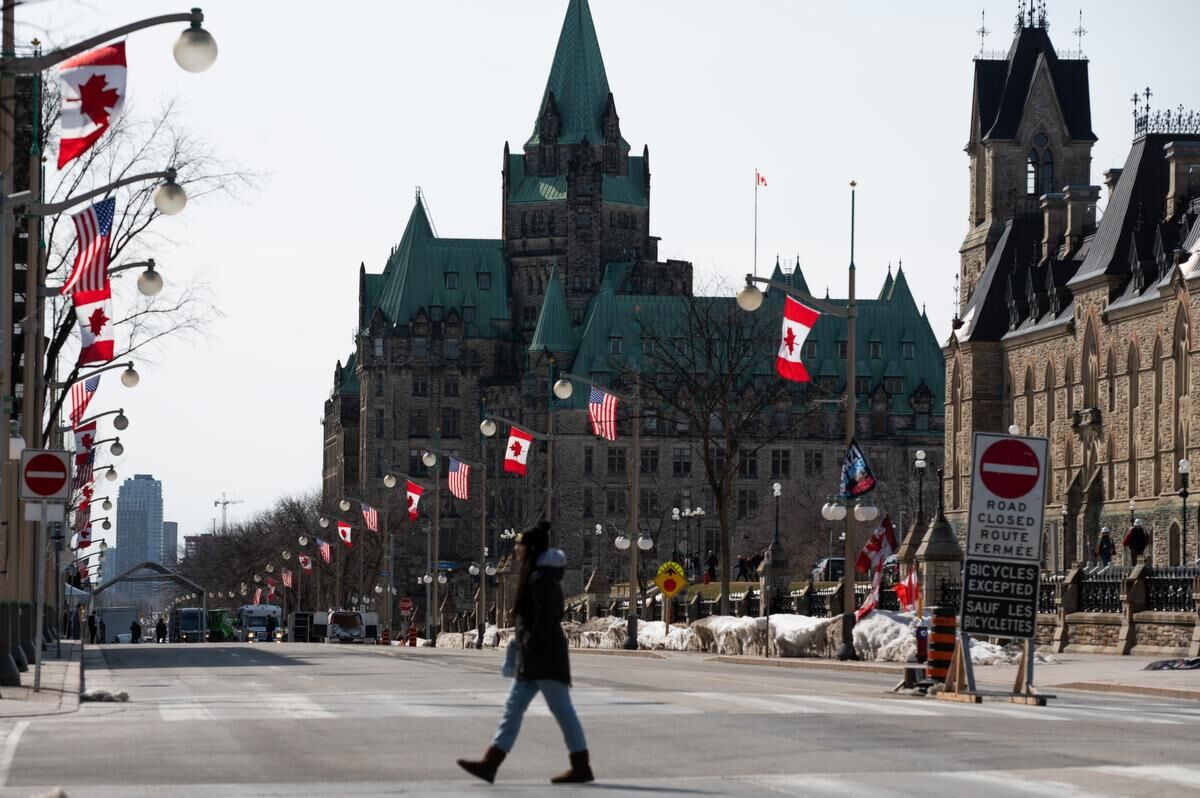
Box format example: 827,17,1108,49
457,521,593,784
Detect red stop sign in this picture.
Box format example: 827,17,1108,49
979,439,1040,500
23,452,69,498
662,577,678,594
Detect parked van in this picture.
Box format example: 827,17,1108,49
235,604,282,642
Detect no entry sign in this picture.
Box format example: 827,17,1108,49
20,450,71,501
966,433,1049,562
399,597,414,616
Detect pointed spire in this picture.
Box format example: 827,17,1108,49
879,262,895,300
529,264,577,354
528,0,612,146
791,255,811,296
889,261,918,311
769,255,786,288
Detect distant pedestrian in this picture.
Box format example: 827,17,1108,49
87,612,97,644
266,614,277,641
98,620,106,644
457,521,593,785
156,619,167,644
735,555,751,581
1096,527,1115,567
130,620,141,644
704,550,718,583
1123,521,1148,566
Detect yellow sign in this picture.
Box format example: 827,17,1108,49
654,561,687,597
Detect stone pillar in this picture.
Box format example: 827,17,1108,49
1190,575,1200,657
1117,563,1148,655
686,593,702,623
915,475,963,614
896,511,927,579
582,568,609,619
1052,566,1084,652
760,528,790,616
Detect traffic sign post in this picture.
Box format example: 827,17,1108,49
399,597,414,618
948,432,1052,706
20,450,71,501
654,561,687,629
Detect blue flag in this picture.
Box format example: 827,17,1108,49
838,438,877,499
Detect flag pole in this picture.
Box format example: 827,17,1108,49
753,170,758,278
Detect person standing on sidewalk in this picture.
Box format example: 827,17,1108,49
98,620,106,644
87,613,97,644
457,521,594,785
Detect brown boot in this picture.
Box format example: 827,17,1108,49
457,745,506,784
551,750,594,784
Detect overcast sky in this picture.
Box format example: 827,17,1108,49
18,0,1197,548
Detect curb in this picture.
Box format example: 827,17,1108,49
572,648,666,659
707,655,905,675
1051,681,1200,701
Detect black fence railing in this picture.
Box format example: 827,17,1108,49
1079,572,1123,613
936,581,961,612
1145,567,1198,613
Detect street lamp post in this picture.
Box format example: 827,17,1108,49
552,371,643,649
738,180,861,659
1178,458,1190,563
671,508,681,563
914,450,928,521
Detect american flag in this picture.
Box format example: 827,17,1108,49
61,197,115,295
316,537,332,563
72,448,95,492
281,568,293,588
588,386,619,441
70,374,101,428
298,554,313,573
448,457,471,500
362,503,378,531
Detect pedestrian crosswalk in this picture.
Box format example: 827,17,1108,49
67,685,1200,726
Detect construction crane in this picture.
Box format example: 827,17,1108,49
214,492,244,535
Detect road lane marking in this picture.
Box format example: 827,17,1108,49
776,694,942,716
0,721,29,788
683,691,823,714
265,694,336,720
158,700,214,722
1095,765,1200,789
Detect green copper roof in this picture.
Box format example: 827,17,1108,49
507,154,648,207
336,353,359,395
371,198,509,337
527,0,612,146
879,267,894,299
361,272,385,330
529,265,578,353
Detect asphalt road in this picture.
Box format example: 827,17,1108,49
1,643,1199,797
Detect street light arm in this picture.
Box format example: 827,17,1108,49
743,274,849,318
556,372,635,403
61,408,125,429
14,170,176,216
52,361,135,390
419,446,482,469
483,412,554,440
0,12,200,73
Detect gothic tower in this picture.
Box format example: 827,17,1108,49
958,6,1095,315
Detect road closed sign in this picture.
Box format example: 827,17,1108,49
20,450,71,502
961,432,1049,640
966,433,1049,562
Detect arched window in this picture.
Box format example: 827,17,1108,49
1040,149,1055,195
1107,349,1116,412
1044,362,1056,427
1082,324,1100,409
952,361,962,509
1128,343,1140,498
1024,367,1035,433
1153,338,1163,495
1065,357,1075,419
1173,312,1190,490
1026,150,1039,195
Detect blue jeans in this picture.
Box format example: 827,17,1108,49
492,678,587,754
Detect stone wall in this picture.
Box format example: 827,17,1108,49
1062,612,1123,653
1129,611,1194,655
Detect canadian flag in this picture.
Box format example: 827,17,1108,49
755,169,768,187
337,521,352,549
406,480,424,521
73,421,97,464
57,42,127,170
893,569,921,613
504,426,534,476
73,284,115,365
298,554,313,574
776,295,818,383
77,524,92,549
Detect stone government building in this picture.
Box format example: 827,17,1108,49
322,0,945,598
946,8,1200,567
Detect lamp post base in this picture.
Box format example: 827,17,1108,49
623,616,638,650
476,620,485,650
835,613,858,661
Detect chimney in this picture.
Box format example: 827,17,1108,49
1040,193,1066,261
1064,185,1101,254
1163,141,1200,221
1103,168,1122,201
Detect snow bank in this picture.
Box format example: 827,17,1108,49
691,616,766,655
852,610,1060,665
636,621,701,651
568,617,628,649
770,614,834,658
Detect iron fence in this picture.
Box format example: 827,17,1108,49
936,580,961,612
1079,571,1123,613
1145,566,1199,613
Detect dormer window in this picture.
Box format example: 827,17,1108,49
804,340,817,359
430,305,444,322
477,272,491,290
610,337,623,355
869,342,882,358
463,306,475,323
445,272,458,290
902,342,915,360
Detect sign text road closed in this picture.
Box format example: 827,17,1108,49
960,559,1040,638
967,433,1049,562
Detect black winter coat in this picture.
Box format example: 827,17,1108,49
514,564,571,685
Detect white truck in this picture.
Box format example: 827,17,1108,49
96,606,140,644
324,610,379,644
235,604,283,642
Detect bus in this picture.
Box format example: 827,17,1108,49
207,609,235,642
235,604,282,642
172,607,207,642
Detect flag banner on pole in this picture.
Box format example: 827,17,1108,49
755,169,768,187
316,538,331,563
77,524,92,549
73,284,115,365
587,387,618,441
448,458,470,500
73,421,96,464
337,521,352,549
78,564,89,580
854,516,897,622
281,568,293,589
776,295,818,383
894,569,920,613
406,480,424,521
74,500,90,532
503,426,534,476
61,198,115,295
70,374,101,428
57,42,126,169
72,449,95,492
298,554,313,573
253,587,262,606
361,503,378,531
266,577,277,590
838,438,877,499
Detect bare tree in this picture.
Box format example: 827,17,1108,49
39,81,256,441
623,282,812,614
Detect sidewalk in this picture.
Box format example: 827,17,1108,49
0,639,82,718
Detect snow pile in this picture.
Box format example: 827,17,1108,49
854,611,920,662
568,617,628,649
770,614,834,658
691,616,766,655
441,624,502,649
636,621,701,651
